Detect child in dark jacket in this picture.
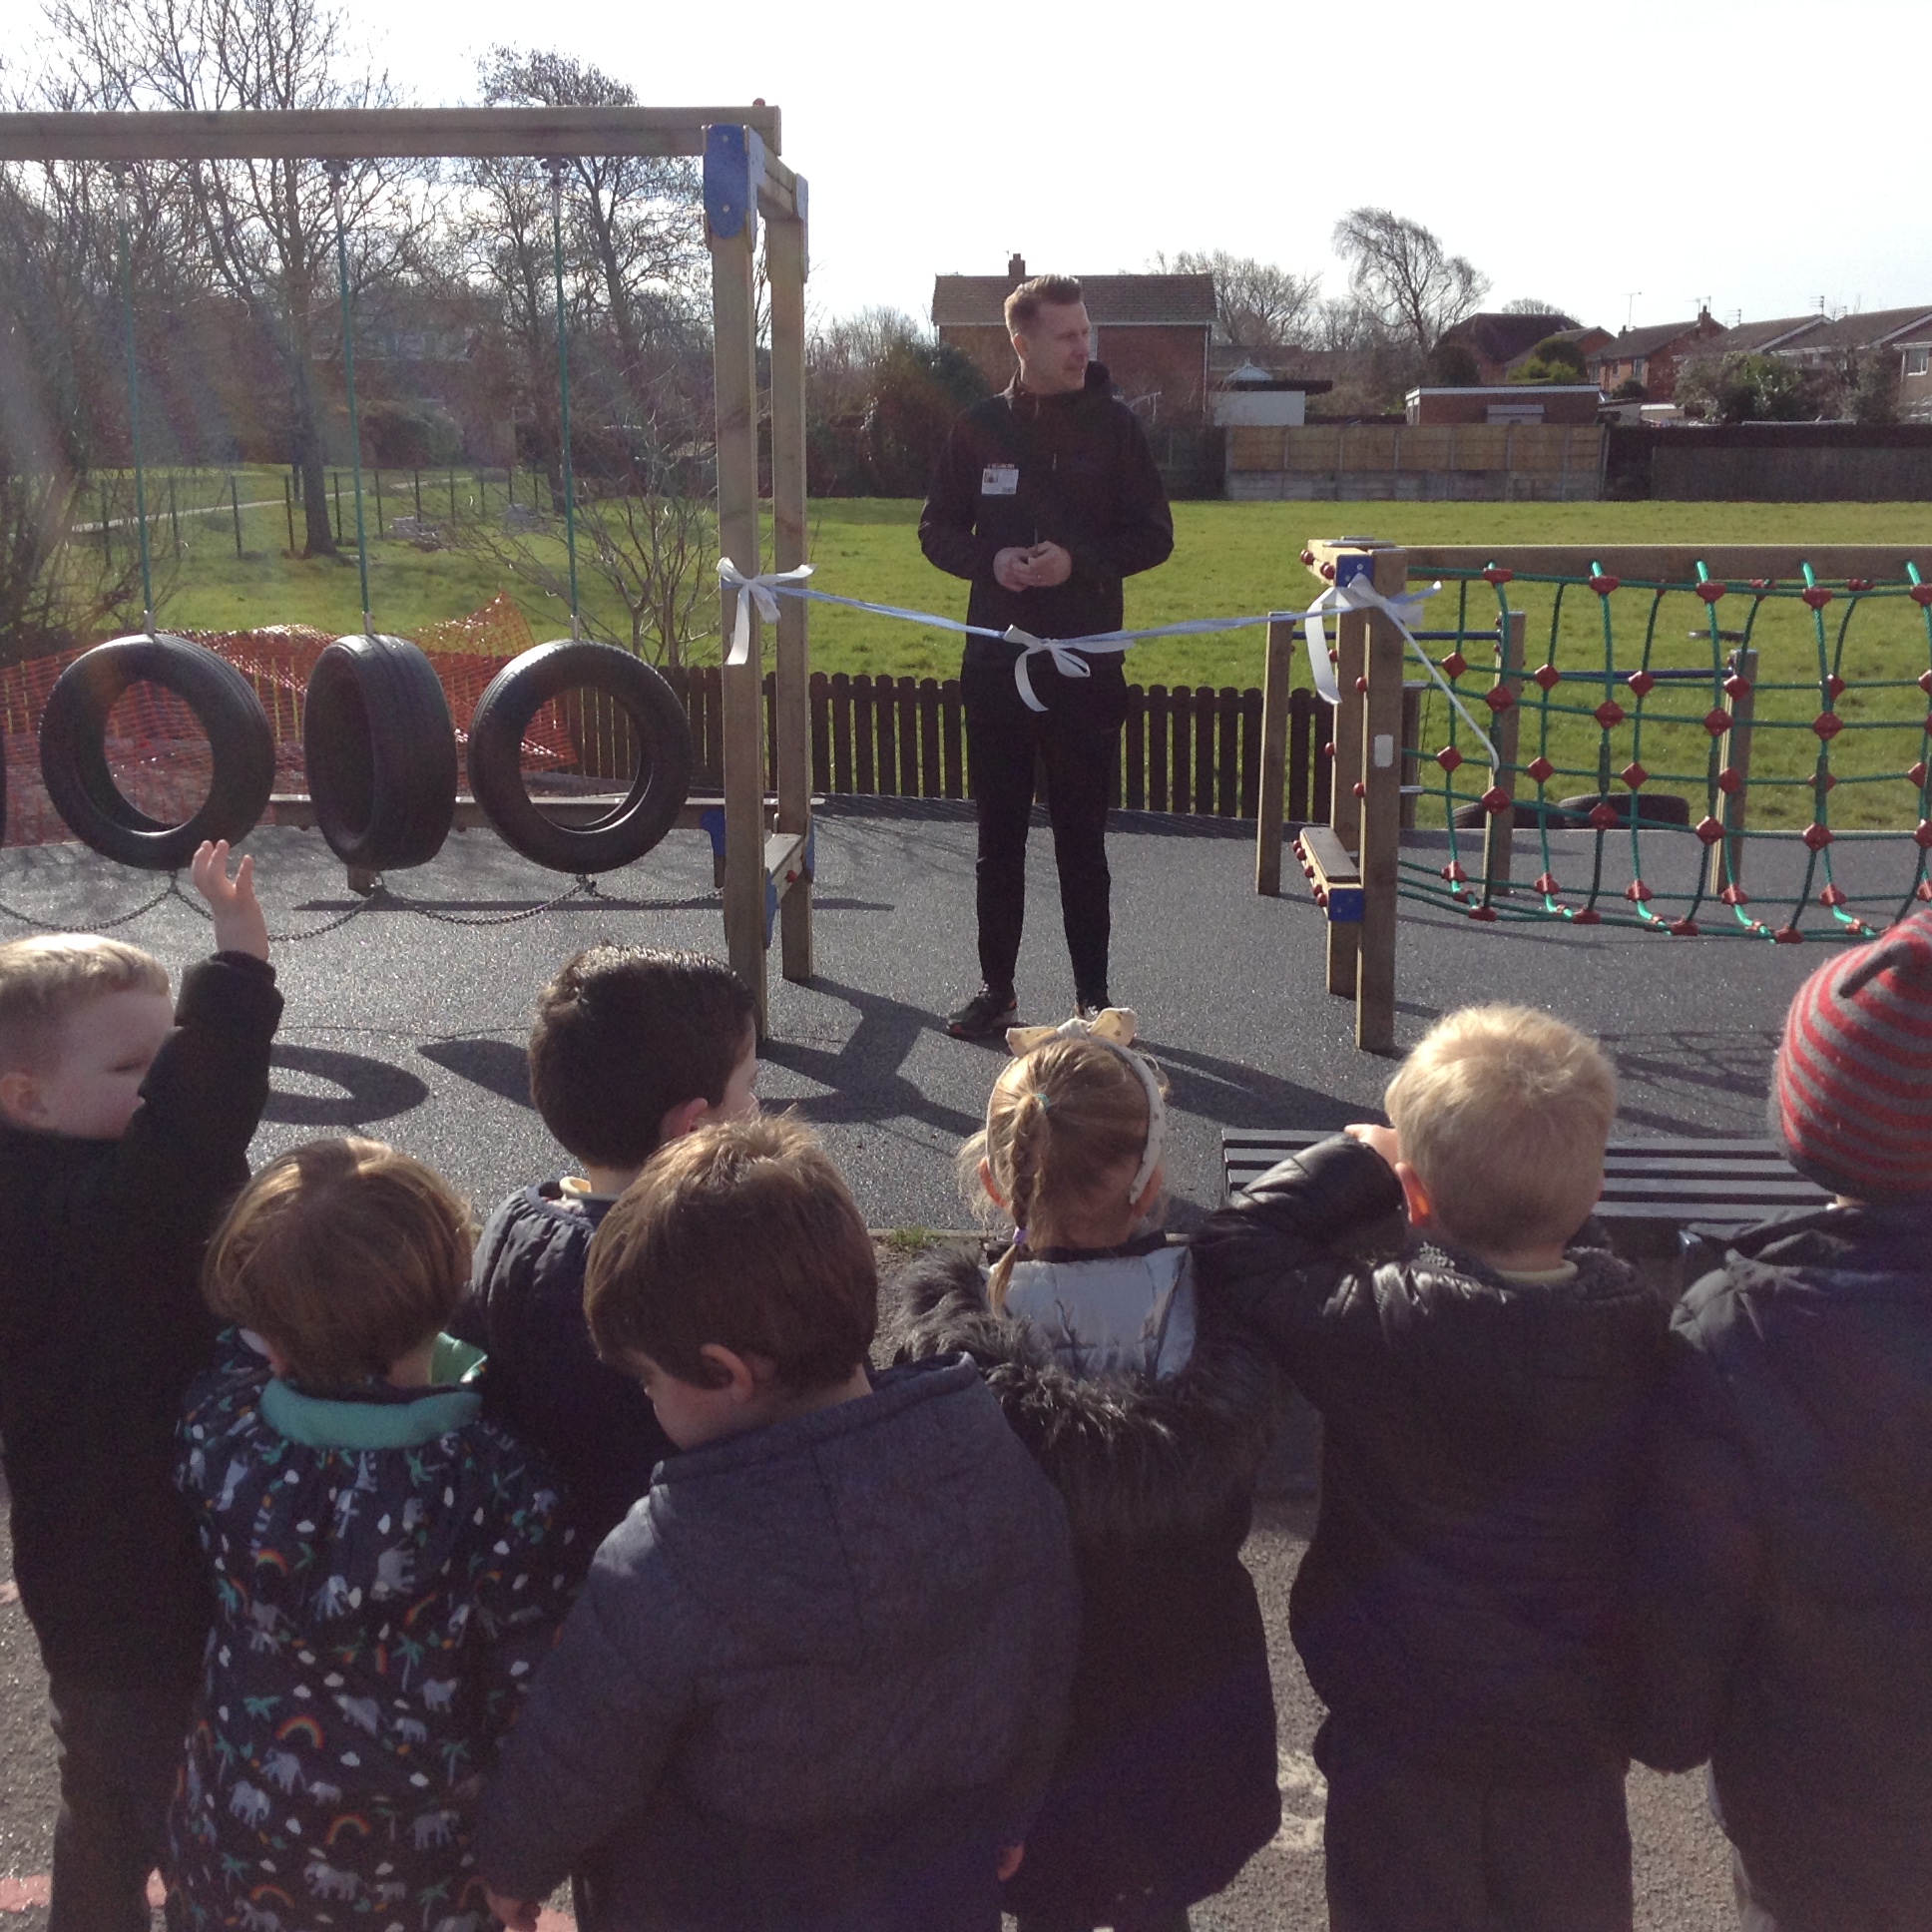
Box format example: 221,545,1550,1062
0,841,281,1932
475,1116,1079,1932
1633,915,1932,1931
1193,1004,1669,1932
451,945,757,1543
889,1009,1282,1932
167,1138,579,1932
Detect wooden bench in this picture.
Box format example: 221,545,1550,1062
1222,1128,1831,1255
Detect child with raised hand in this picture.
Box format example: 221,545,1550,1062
1192,1004,1668,1932
475,1115,1078,1932
167,1137,579,1932
887,1009,1283,1932
452,944,758,1544
0,839,280,1932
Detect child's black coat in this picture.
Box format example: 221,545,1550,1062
885,1244,1283,1922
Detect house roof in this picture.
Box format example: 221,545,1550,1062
1436,311,1581,365
932,273,1216,329
1701,314,1823,356
1792,305,1932,353
1590,317,1719,363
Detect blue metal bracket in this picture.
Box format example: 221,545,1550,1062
700,805,728,872
703,124,763,242
1333,551,1378,590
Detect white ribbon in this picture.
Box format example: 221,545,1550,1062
717,559,815,666
1003,626,1125,712
717,556,1500,764
1303,576,1499,765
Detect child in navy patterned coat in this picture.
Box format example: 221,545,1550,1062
166,1139,581,1932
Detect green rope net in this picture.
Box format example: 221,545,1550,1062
1396,560,1932,943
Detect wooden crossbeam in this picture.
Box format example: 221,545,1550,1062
1398,545,1932,584
0,105,783,164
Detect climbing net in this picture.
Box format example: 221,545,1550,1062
1402,561,1932,942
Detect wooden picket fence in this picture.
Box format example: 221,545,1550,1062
658,667,1334,823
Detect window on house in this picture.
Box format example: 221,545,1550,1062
1907,346,1930,377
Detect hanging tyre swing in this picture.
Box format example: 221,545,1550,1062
466,641,694,874
303,635,458,869
38,634,276,870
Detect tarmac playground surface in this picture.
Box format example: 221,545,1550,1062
0,797,1852,1929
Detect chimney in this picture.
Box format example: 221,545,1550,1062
1008,253,1026,281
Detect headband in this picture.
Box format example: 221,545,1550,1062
1004,1006,1167,1207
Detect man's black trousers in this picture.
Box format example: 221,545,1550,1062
963,659,1123,1002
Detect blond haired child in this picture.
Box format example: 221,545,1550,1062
1194,1004,1668,1932
0,842,280,1932
475,1117,1076,1932
890,1011,1282,1932
166,1138,578,1932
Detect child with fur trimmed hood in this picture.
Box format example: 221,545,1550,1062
886,1011,1282,1932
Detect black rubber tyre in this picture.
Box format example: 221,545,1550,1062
1451,792,1691,831
465,641,694,874
38,634,274,869
303,634,457,869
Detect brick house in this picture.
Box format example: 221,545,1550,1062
1434,311,1595,384
1691,307,1932,418
932,255,1216,424
1588,309,1725,400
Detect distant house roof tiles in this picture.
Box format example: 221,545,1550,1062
1436,311,1581,365
932,273,1217,329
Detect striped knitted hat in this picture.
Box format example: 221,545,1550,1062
1773,909,1932,1202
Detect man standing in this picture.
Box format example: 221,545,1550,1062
920,275,1174,1039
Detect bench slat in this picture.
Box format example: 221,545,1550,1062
1221,1126,1831,1223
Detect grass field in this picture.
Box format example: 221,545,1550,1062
83,485,1932,828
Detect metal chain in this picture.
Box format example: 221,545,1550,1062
368,873,605,927
0,878,178,933
164,876,373,945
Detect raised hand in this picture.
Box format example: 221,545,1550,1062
191,839,269,962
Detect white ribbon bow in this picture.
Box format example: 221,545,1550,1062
1002,626,1127,713
718,558,815,666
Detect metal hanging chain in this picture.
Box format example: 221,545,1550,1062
164,875,373,945
324,161,375,636
0,877,176,932
544,157,584,641
372,873,604,926
111,169,157,634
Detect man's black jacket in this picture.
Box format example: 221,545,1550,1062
1631,1203,1932,1900
0,950,281,1682
919,364,1173,675
1192,1135,1669,1783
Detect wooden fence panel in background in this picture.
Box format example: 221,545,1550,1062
660,664,1330,826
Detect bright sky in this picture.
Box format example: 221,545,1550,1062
14,0,1931,336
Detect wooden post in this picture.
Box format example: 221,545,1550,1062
707,124,768,1028
1356,547,1408,1053
1326,571,1367,997
1709,646,1759,898
1482,609,1528,897
1254,615,1294,893
766,195,812,985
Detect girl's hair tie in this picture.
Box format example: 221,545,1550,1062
1004,1006,1166,1206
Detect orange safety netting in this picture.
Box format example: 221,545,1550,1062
1,595,577,848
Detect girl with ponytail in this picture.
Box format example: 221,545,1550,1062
888,1010,1281,1932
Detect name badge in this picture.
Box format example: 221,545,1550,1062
981,465,1019,496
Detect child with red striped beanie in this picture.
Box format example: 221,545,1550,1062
1633,912,1932,1929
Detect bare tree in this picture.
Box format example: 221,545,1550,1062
0,157,167,663
1152,249,1320,347
1331,208,1489,354
45,0,418,557
1503,295,1575,318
